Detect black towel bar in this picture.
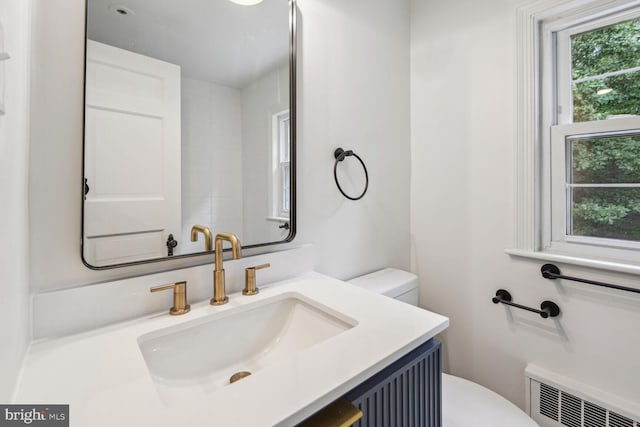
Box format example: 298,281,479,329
492,289,560,319
541,264,640,295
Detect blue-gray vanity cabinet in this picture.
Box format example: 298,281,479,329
344,339,442,427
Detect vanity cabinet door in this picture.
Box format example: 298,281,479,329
344,339,442,427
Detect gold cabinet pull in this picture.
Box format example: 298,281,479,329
150,281,190,315
298,397,363,427
243,263,270,296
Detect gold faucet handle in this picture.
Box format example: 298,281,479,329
150,281,191,315
243,263,271,296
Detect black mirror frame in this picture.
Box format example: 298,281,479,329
80,0,297,270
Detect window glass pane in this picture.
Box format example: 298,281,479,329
281,163,290,214
571,16,640,122
570,134,640,183
571,17,640,80
570,187,640,241
573,70,640,121
279,116,290,162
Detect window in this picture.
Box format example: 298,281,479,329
548,7,640,261
271,110,290,220
511,0,640,272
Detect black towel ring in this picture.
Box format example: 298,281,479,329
333,147,369,201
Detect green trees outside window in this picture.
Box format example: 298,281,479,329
568,17,640,241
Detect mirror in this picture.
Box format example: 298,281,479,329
82,0,296,268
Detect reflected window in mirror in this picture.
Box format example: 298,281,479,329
82,0,296,268
273,109,291,221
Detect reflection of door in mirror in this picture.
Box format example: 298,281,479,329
83,40,181,267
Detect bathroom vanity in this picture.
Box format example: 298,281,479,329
14,272,448,426
344,339,442,426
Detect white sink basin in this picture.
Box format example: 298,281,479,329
138,292,356,405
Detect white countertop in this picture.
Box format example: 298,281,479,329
14,272,449,426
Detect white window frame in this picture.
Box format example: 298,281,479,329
549,119,640,262
507,0,640,275
269,109,290,221
554,6,640,125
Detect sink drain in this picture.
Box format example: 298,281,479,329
229,371,252,384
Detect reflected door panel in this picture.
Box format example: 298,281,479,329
84,40,182,266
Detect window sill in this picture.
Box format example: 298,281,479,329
504,248,640,276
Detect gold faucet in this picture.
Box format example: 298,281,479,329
150,281,190,315
190,224,213,251
243,263,270,296
211,232,242,305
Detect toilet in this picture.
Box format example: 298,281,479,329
348,268,539,427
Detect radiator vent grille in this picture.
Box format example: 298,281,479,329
541,383,560,421
609,412,634,427
560,392,582,427
536,382,639,427
584,402,606,427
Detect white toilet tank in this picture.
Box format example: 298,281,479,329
348,268,419,305
348,267,540,427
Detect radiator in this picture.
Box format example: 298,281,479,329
526,365,640,427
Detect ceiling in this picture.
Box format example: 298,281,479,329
87,0,289,89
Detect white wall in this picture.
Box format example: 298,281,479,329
293,0,412,279
181,77,243,254
410,0,640,410
241,64,289,244
28,0,411,290
0,0,31,400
